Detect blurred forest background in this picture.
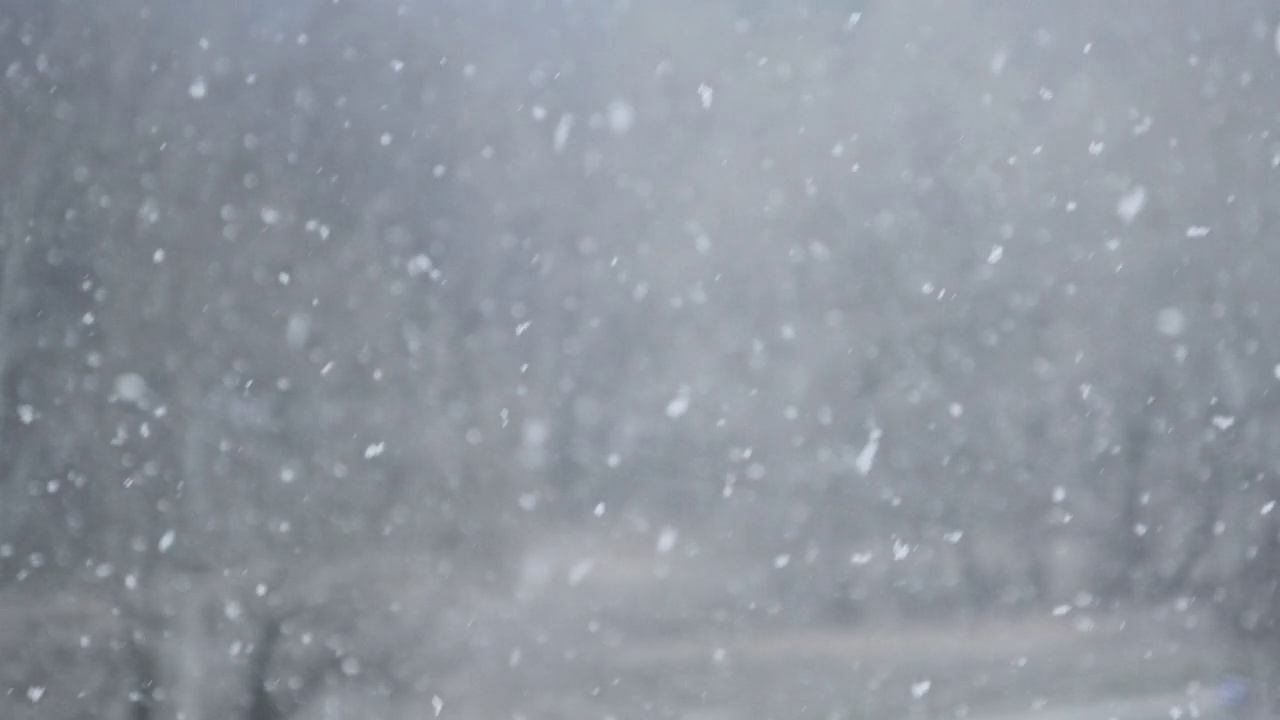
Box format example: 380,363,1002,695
4,0,1280,718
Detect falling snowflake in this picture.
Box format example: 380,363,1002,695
697,83,714,109
607,100,635,135
656,526,679,554
553,114,573,152
1116,186,1147,225
665,388,691,419
855,427,882,476
893,538,911,561
567,559,595,586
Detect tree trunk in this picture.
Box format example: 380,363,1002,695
0,231,27,469
169,598,208,720
1247,641,1280,720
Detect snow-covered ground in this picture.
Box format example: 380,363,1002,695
427,538,1235,720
